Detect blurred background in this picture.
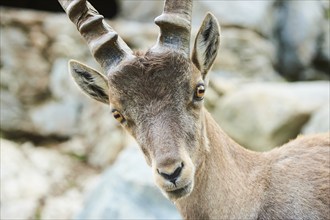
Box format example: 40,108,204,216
0,0,329,219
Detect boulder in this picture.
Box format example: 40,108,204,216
192,1,274,35
0,138,99,220
0,8,127,168
302,103,330,135
119,0,328,80
0,140,48,220
212,81,329,151
28,100,80,137
212,28,281,81
41,189,84,220
312,18,330,77
273,0,327,80
0,90,35,134
110,19,158,51
0,15,50,105
76,145,182,220
119,1,274,34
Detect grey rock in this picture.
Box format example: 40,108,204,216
0,140,50,220
1,199,39,220
118,0,163,23
302,103,330,135
41,189,83,220
273,1,326,80
0,9,124,168
193,1,275,35
212,81,329,151
0,138,99,220
0,90,35,133
119,0,328,80
211,28,282,81
119,1,274,34
314,18,330,76
110,19,158,51
76,145,181,220
28,100,81,137
0,25,50,105
284,81,330,112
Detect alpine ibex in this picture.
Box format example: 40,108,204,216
58,0,330,219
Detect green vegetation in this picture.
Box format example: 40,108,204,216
67,152,88,163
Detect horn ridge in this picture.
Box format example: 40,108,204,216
58,0,134,72
152,0,193,56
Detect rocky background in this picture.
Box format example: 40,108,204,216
1,1,329,219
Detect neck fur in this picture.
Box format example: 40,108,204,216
175,109,266,219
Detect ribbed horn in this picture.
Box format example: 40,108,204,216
151,0,193,57
58,0,134,72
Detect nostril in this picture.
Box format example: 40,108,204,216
158,162,184,183
171,166,182,179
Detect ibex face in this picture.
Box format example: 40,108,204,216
59,0,220,201
105,51,205,200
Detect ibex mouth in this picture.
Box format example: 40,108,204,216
166,182,193,200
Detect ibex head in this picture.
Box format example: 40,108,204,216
59,0,220,201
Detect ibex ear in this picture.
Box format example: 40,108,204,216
192,13,220,78
69,60,109,104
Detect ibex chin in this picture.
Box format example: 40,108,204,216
58,0,330,219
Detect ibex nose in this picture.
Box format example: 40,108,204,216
157,162,184,184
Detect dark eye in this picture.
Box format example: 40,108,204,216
112,110,125,123
194,84,205,101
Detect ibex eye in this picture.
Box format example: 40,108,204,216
112,110,125,123
194,84,205,100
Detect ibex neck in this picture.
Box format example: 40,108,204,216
202,109,259,173
175,109,265,219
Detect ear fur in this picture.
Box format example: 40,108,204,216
69,60,110,104
192,13,220,77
